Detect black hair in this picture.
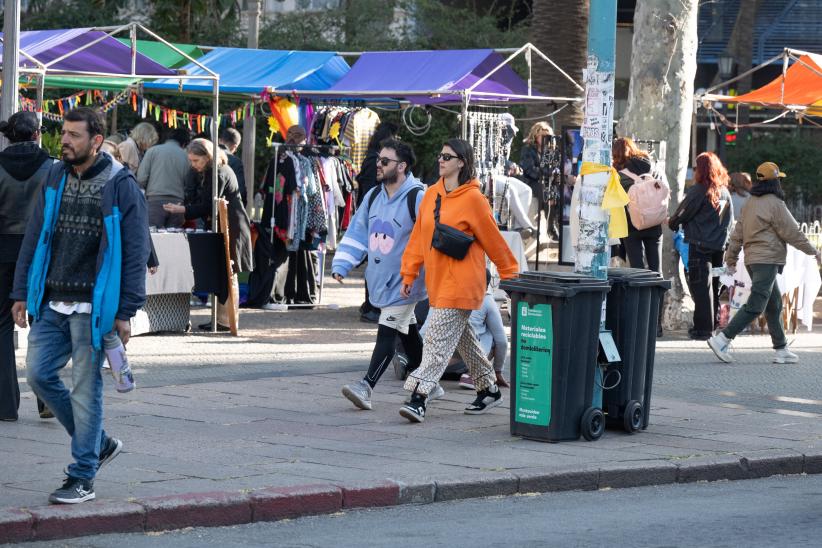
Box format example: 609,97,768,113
0,111,40,143
219,127,241,148
169,127,191,147
63,107,106,138
380,138,416,171
444,138,475,185
367,121,399,152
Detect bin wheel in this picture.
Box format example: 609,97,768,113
623,400,643,433
581,407,604,441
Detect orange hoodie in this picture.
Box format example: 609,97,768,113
401,178,519,310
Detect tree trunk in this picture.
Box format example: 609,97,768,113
617,0,699,330
528,0,589,132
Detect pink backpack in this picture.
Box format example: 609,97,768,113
621,169,670,230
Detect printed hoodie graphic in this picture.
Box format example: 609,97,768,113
332,174,426,308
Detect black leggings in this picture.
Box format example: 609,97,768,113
364,323,423,388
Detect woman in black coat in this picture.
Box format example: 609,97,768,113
165,138,253,330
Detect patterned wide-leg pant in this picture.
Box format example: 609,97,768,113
403,307,496,396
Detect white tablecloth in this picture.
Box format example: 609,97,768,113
146,233,195,295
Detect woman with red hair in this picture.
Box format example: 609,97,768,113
669,152,733,340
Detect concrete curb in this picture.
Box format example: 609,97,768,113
4,451,822,543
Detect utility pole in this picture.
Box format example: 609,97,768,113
242,0,262,214
574,0,617,280
1,0,21,150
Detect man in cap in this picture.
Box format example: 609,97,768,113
708,162,818,364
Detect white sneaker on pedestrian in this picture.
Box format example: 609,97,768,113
707,332,733,363
773,347,798,364
426,384,445,403
341,380,373,410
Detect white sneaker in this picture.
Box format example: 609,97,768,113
426,384,445,403
341,380,373,410
707,332,733,363
773,347,798,364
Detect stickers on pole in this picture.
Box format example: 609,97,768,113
515,302,553,426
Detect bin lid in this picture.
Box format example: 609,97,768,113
518,270,605,286
606,267,671,289
500,278,610,298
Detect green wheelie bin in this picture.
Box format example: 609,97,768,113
500,273,610,442
602,268,671,433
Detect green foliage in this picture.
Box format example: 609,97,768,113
40,129,62,157
726,130,822,206
15,0,128,29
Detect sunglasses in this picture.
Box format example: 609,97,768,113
437,153,461,162
377,157,401,167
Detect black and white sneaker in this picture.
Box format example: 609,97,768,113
464,385,503,415
49,477,95,504
98,436,123,471
399,393,427,423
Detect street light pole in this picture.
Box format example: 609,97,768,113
717,53,735,164
242,0,262,214
574,0,617,280
1,0,21,150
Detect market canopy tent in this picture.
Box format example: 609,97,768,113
288,44,582,107
115,39,204,69
325,48,535,103
144,48,350,99
701,48,822,119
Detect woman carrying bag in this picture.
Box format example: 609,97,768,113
668,152,733,340
398,139,519,423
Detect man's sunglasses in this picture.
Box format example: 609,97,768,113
437,153,461,162
377,157,401,166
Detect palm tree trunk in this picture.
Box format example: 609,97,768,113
528,0,589,132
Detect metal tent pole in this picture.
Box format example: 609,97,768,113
211,79,220,332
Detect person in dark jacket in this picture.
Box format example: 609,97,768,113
355,121,398,322
0,111,54,422
165,138,253,331
11,107,150,504
218,127,247,207
668,152,733,340
520,122,559,240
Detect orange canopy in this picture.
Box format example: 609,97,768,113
728,53,822,115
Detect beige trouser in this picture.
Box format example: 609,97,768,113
403,307,496,396
216,273,239,328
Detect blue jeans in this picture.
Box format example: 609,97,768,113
26,306,107,480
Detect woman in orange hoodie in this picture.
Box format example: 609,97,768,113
398,138,519,423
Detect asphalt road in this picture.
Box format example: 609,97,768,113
17,474,822,548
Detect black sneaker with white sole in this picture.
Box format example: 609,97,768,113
98,436,123,471
49,477,95,504
399,393,426,423
464,385,503,415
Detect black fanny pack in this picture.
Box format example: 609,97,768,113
431,193,474,260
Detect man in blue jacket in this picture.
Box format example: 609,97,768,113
332,139,435,410
10,107,150,504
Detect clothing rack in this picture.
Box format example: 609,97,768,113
267,142,349,310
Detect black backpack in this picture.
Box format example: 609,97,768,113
366,185,422,223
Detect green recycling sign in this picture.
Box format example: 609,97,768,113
515,302,553,426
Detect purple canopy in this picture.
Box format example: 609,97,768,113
0,28,175,76
325,49,536,104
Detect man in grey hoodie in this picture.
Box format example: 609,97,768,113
331,139,434,410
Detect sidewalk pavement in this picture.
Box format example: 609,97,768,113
4,274,822,543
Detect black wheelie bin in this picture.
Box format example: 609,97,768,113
602,267,670,433
500,273,610,442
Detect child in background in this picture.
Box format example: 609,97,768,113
458,269,509,390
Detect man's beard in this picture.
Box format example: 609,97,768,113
377,168,398,185
62,144,95,166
